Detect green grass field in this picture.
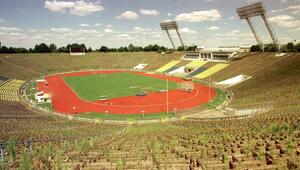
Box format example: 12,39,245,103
63,72,178,101
76,112,176,121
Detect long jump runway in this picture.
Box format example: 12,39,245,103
38,70,216,115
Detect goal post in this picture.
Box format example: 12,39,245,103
178,82,194,92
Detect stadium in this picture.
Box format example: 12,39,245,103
1,0,300,169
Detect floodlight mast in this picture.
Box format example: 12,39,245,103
261,14,278,44
245,18,263,47
160,21,185,50
236,2,278,47
165,29,176,49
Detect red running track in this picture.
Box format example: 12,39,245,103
38,70,216,115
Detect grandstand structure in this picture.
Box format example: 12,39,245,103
0,52,300,169
183,46,250,61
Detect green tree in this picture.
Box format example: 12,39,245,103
177,46,185,51
264,43,278,52
153,44,160,51
117,47,128,52
250,45,262,52
100,46,109,52
49,43,57,53
186,45,197,51
34,43,51,53
0,46,9,53
128,44,135,52
87,47,93,52
16,48,28,53
57,46,69,53
286,42,296,52
295,43,300,52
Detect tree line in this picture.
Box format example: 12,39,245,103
250,42,300,52
1,42,299,54
0,43,198,54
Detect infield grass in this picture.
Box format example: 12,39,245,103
63,72,178,101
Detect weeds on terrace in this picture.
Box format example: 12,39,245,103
21,151,32,170
148,140,161,170
222,153,229,169
8,138,17,161
75,138,92,156
269,124,280,133
63,140,71,151
54,150,63,170
281,123,293,135
246,142,254,158
117,156,126,170
257,148,264,160
43,143,54,160
285,137,294,152
251,125,261,132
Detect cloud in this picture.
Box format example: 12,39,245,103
44,0,104,16
69,1,104,16
175,9,221,22
28,29,38,33
269,15,300,29
77,29,99,34
0,19,6,23
115,34,134,40
140,9,160,16
50,27,72,32
207,26,220,31
271,4,300,14
104,28,114,33
286,4,300,14
80,24,91,27
116,11,139,20
180,27,197,34
226,30,240,36
229,16,236,20
44,0,74,12
133,26,144,32
0,26,22,32
162,19,173,22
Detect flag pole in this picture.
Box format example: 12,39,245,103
209,76,211,101
167,79,169,115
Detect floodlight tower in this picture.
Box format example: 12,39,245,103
236,2,278,47
160,21,185,50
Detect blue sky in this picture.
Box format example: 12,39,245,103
0,0,299,49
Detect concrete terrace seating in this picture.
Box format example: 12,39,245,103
163,66,179,73
0,79,25,102
155,60,181,73
187,67,207,77
185,61,208,70
193,63,229,79
167,61,208,77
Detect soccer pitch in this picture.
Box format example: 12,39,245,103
63,72,178,101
